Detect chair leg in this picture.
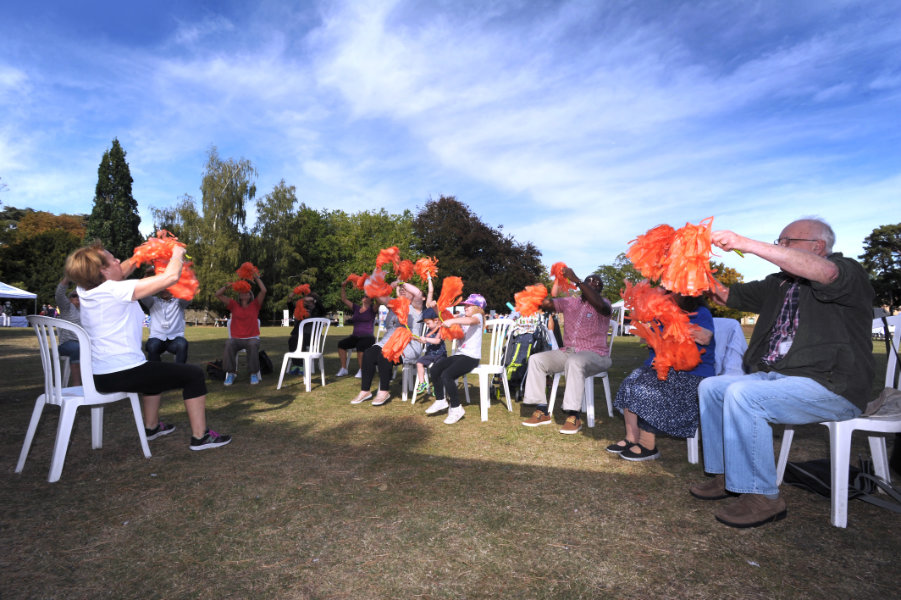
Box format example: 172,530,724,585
276,355,291,390
304,357,312,392
775,425,796,486
129,394,151,458
582,377,595,428
479,372,490,421
319,356,326,389
48,403,79,483
402,365,412,403
463,376,471,405
687,428,699,464
548,373,563,415
867,434,891,484
825,421,852,528
15,397,47,474
91,407,104,449
500,373,512,412
601,374,613,418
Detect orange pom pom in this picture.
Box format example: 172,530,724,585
436,276,464,313
396,259,414,282
381,327,412,362
627,224,675,281
414,257,438,280
132,230,186,266
387,296,411,323
294,303,309,320
293,283,311,297
514,284,548,316
550,262,577,293
236,262,260,281
659,217,716,296
364,268,393,298
375,247,400,271
232,280,251,293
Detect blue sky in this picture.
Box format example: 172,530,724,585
1,0,899,284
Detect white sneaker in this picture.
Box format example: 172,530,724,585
425,399,449,415
350,392,373,405
354,370,362,378
336,367,349,377
444,405,465,424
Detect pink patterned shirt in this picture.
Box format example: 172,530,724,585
553,296,611,357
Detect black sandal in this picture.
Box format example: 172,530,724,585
606,439,634,454
620,443,660,462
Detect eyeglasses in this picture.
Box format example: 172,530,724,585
774,238,819,247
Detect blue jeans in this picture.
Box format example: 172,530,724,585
145,336,189,364
698,372,860,495
58,340,80,363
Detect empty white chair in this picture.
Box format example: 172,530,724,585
773,315,901,527
16,315,151,482
461,319,516,421
687,317,748,464
546,321,620,428
277,317,331,392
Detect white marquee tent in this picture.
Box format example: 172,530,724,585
0,281,38,318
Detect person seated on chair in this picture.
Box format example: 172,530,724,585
689,217,874,528
64,241,231,451
140,290,190,364
521,268,612,435
610,292,715,461
423,294,487,425
288,292,327,376
335,280,376,377
414,307,448,396
55,276,83,386
215,274,267,386
350,282,423,407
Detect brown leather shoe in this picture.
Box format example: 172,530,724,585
559,415,582,434
715,494,787,528
522,410,552,427
689,474,732,500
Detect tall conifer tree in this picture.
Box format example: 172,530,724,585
85,138,142,259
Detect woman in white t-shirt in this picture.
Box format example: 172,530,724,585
64,241,231,451
424,293,486,424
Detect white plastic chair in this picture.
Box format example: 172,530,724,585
16,316,151,482
461,318,516,421
546,321,619,428
774,314,901,527
276,317,331,391
687,317,748,464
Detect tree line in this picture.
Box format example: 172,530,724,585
2,139,899,318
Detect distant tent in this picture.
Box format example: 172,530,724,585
0,281,38,314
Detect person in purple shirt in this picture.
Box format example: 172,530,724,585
336,278,376,377
521,267,613,435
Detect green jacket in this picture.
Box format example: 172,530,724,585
727,253,875,411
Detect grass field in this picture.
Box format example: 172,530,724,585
1,324,899,599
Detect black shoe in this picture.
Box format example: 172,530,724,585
145,422,175,441
190,429,232,451
620,443,660,462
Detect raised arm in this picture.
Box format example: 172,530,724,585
254,274,267,305
340,279,354,310
563,267,612,317
55,277,73,310
711,230,838,285
215,283,231,305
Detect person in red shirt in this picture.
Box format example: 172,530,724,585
215,274,267,385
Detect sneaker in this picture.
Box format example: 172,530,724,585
350,392,373,405
145,422,175,441
190,429,232,451
425,399,449,415
620,443,660,462
714,494,787,528
250,373,260,385
415,382,429,394
372,392,391,406
224,372,236,386
606,439,632,454
522,410,552,427
444,405,465,424
336,367,349,377
354,369,362,378
559,415,582,434
288,365,303,376
689,474,734,501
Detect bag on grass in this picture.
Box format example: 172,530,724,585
259,350,274,375
784,455,901,513
206,360,226,381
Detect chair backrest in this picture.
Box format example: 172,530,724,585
27,315,104,402
293,317,331,354
713,317,747,376
484,318,516,367
877,315,901,390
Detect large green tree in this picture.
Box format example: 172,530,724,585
0,229,82,303
860,223,901,314
412,196,543,310
594,252,642,302
84,138,143,259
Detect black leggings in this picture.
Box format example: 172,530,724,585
94,361,207,400
430,355,479,407
360,345,398,392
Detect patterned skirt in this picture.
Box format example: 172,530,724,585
613,365,704,438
